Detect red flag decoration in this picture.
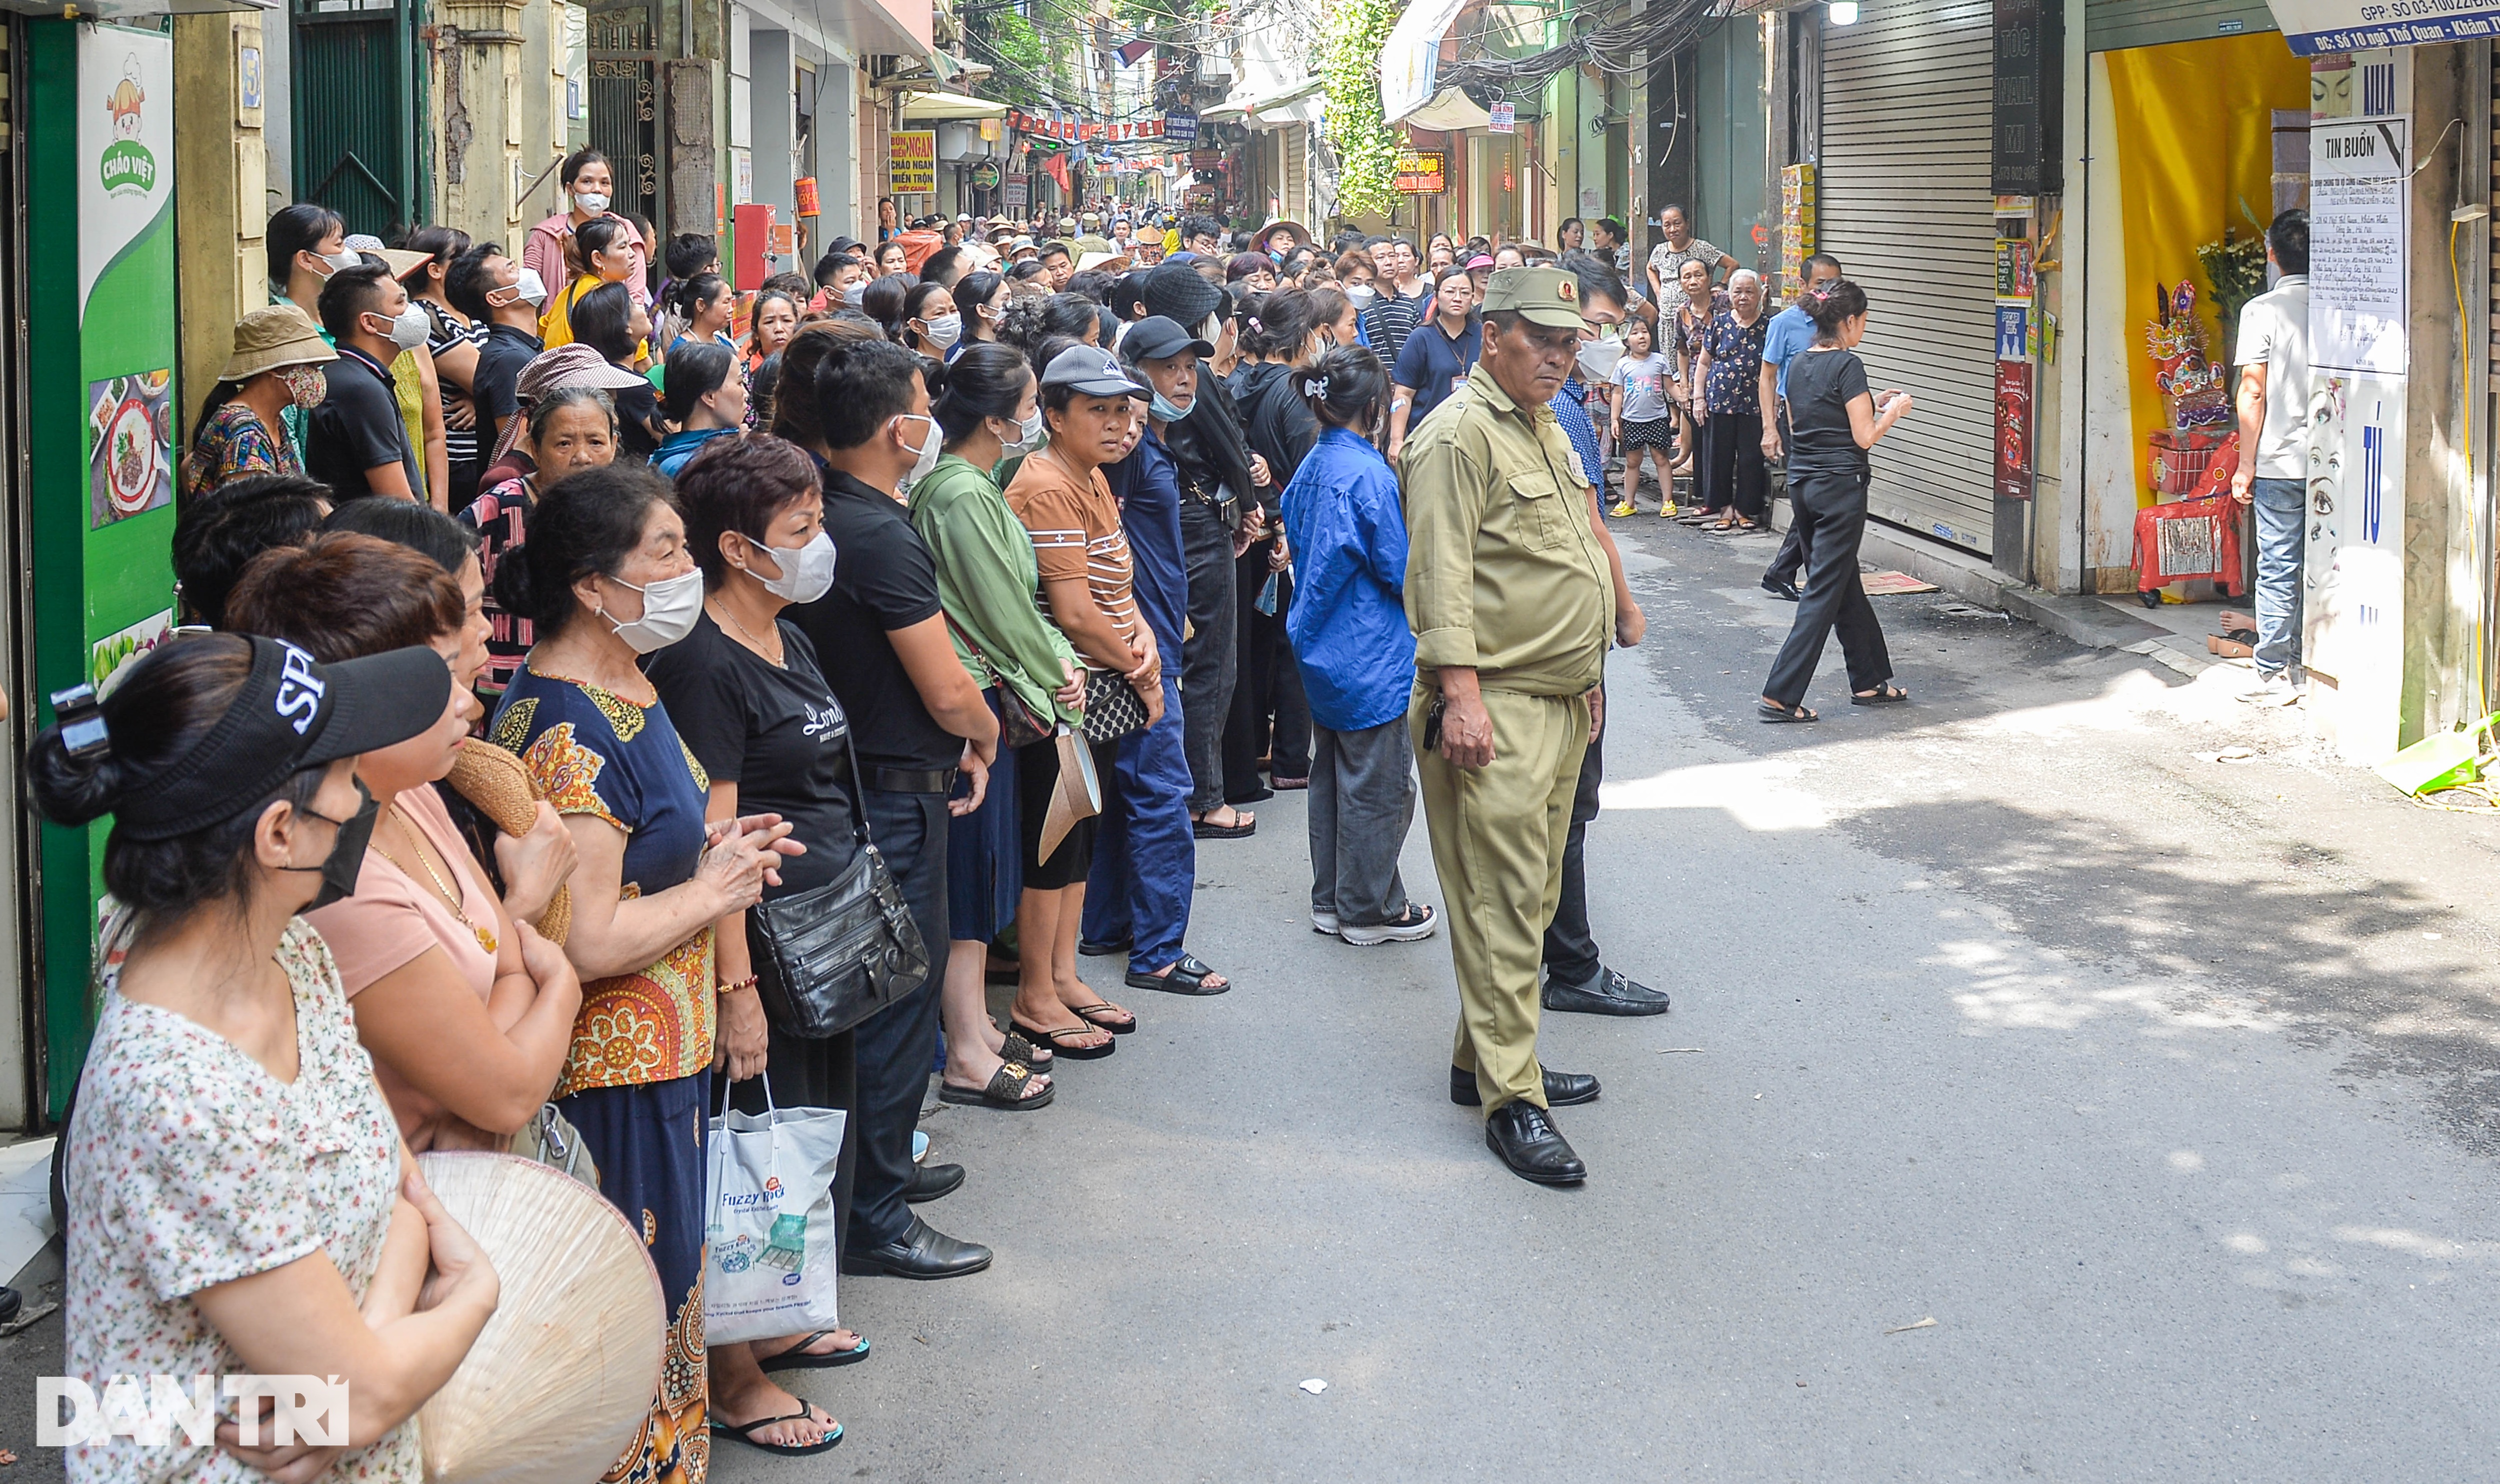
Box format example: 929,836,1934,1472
1116,36,1156,65
1044,152,1072,192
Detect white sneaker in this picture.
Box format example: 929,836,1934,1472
1340,905,1439,946
1312,911,1340,936
2238,674,2300,706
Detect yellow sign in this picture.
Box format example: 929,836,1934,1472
889,130,936,194
1393,150,1445,194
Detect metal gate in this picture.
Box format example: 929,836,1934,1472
2084,0,2276,52
293,0,422,237
588,4,661,227
1817,0,1998,555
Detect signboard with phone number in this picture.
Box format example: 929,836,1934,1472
2262,0,2500,53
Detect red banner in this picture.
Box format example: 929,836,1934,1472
1004,108,1163,141
1994,360,2033,501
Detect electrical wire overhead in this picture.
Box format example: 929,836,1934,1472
1438,0,1732,101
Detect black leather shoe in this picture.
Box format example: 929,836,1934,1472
1542,965,1670,1017
1484,1101,1586,1185
904,1163,964,1204
1762,574,1802,601
1450,1066,1600,1108
839,1216,993,1279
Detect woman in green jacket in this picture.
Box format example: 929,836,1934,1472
910,342,1088,1109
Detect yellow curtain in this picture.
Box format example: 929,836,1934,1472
2104,33,2312,508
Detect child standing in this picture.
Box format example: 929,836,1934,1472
1610,317,1678,516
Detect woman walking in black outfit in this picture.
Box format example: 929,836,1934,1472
1759,280,1916,722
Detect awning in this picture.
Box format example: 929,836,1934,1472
1238,75,1324,130
900,90,1010,122
1381,0,1470,123
1403,86,1490,132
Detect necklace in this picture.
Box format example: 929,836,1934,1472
709,597,785,667
370,806,498,956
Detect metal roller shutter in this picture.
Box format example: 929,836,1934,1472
2084,0,2276,53
1817,0,1998,555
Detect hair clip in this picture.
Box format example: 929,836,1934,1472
1304,375,1330,401
51,683,110,760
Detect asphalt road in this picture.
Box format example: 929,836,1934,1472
10,513,2500,1481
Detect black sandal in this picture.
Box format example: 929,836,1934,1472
1192,811,1256,839
1851,684,1910,705
1126,952,1231,996
756,1330,870,1373
1756,700,1818,724
1010,1017,1118,1059
938,1060,1056,1110
1068,1000,1137,1034
711,1402,843,1456
1000,1029,1052,1067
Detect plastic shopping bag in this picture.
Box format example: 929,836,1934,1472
702,1075,846,1346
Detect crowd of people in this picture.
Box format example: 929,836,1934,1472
58,157,1917,1479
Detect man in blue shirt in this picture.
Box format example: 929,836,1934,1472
1386,267,1482,459
1756,252,1842,600
1092,316,1232,996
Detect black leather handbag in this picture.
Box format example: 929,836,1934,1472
1080,668,1149,745
746,733,930,1039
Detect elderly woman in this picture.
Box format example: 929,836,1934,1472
1700,268,1772,530
647,435,864,1456
490,464,800,1482
184,304,336,495
35,631,496,1483
229,529,583,1153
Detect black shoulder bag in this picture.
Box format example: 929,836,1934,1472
746,728,930,1038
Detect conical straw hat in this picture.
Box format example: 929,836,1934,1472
416,1152,664,1484
444,737,572,943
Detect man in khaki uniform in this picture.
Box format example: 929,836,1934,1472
1402,265,1640,1185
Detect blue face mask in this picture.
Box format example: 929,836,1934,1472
1150,389,1190,423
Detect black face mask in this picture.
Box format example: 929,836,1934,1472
284,781,378,911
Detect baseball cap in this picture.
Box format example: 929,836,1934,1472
1118,315,1214,364
1480,266,1587,329
1039,344,1149,399
108,634,454,840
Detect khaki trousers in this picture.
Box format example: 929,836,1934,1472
1412,685,1590,1117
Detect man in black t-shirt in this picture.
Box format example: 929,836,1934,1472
786,336,1001,1281
447,244,546,464
306,261,422,499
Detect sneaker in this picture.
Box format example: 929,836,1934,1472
1311,910,1341,936
2238,673,2300,706
1340,904,1438,946
1608,501,1636,518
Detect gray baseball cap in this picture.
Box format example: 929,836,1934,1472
1040,344,1149,398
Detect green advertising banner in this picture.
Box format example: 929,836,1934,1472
26,21,180,1113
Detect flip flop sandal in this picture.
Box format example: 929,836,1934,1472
1000,1029,1053,1066
1193,814,1256,839
1270,775,1310,791
938,1060,1057,1110
1068,1001,1138,1034
758,1330,872,1373
711,1403,844,1456
1756,701,1818,724
1011,1017,1118,1059
1126,952,1232,996
1850,684,1910,705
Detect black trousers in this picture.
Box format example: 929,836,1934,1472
1224,547,1310,798
844,787,948,1249
1766,432,1811,585
1699,408,1768,519
1763,466,1894,707
1540,713,1604,987
1178,498,1238,812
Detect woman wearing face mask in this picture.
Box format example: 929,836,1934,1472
468,353,647,690
490,464,802,1483
539,215,642,352
900,280,962,361
227,530,584,1155
525,147,650,314
185,304,336,496
1224,291,1318,803
36,631,498,1484
644,436,862,1456
652,343,749,476
955,270,1009,348
910,344,1082,1105
267,202,358,455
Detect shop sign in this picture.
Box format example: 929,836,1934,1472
890,130,936,194
2310,114,2407,376
1990,0,2060,195
1993,361,2032,501
80,33,176,530
1164,107,1198,145
1190,149,1224,173
1488,102,1514,133
970,159,1002,190
1394,149,1446,194
1004,175,1030,210
2264,0,2500,53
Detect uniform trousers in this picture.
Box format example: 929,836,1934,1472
1081,674,1196,974
1763,465,1894,707
1412,684,1589,1115
1178,498,1238,812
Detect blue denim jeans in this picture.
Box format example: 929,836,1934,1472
2250,477,2305,679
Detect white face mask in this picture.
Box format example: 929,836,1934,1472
369,303,431,352
604,568,704,654
1346,284,1376,308
742,530,837,605
998,409,1045,455
841,281,868,307
1576,337,1622,381
487,266,550,311
920,312,964,350
310,248,360,277
574,190,612,216
898,414,943,487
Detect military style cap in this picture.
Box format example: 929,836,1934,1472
1480,265,1586,329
